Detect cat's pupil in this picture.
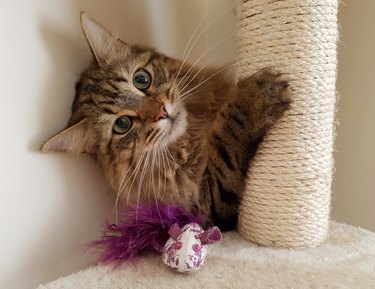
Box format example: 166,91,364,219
113,116,132,134
135,75,147,84
133,69,151,90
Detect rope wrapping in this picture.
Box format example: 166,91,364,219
237,0,339,247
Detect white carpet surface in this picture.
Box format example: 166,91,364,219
37,222,375,289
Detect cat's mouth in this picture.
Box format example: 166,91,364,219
159,104,187,144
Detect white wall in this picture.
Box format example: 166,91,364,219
1,1,373,288
0,1,233,289
331,1,375,232
0,1,113,289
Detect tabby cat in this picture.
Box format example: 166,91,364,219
42,13,291,230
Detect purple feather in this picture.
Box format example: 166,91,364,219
87,203,205,266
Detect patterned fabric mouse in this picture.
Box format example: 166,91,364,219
162,223,222,273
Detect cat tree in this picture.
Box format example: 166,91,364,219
37,1,375,288
237,0,337,248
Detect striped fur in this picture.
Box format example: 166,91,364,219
42,15,291,230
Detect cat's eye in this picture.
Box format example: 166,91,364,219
113,116,132,134
133,69,151,90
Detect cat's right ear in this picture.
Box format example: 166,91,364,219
80,12,117,66
41,120,95,154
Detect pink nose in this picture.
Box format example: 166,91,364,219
157,105,169,120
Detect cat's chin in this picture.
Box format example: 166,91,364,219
160,107,187,145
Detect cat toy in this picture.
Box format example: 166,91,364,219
89,203,222,273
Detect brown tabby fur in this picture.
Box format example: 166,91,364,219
42,14,292,230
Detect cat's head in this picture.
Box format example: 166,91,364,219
42,13,191,197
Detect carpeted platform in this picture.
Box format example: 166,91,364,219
37,222,375,289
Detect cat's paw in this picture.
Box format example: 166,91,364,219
253,67,292,124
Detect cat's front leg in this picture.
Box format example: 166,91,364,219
237,67,292,133
203,67,292,229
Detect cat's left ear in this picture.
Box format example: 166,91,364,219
41,120,95,154
80,12,118,65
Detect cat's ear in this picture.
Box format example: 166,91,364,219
80,12,117,65
41,120,95,154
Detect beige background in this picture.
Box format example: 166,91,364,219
0,1,373,289
332,1,375,232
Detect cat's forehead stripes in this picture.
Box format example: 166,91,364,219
76,49,173,112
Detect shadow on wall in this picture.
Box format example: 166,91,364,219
32,18,88,152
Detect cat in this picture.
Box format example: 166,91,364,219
42,13,292,230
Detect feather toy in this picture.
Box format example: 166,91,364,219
88,203,205,266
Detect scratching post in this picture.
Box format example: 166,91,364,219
237,0,339,247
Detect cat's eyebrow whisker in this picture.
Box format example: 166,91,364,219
178,39,234,96
171,7,235,90
180,63,237,100
180,88,212,101
179,66,209,97
176,32,235,91
170,15,205,89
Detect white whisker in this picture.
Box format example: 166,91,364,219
113,149,146,223
180,63,237,99
171,8,235,90
177,32,235,93
136,148,152,220
152,146,164,226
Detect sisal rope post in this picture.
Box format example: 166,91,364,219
237,0,339,247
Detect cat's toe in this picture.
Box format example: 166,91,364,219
253,67,292,124
254,67,292,103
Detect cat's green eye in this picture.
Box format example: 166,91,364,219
133,69,151,90
113,116,132,134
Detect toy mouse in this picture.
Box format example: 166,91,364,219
89,203,222,273
162,223,222,273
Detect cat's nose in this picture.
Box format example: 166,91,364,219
157,105,169,120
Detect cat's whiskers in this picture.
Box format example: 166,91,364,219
121,149,147,208
179,88,212,101
176,32,234,92
171,8,235,90
113,149,148,223
164,144,176,165
149,146,157,204
136,148,152,220
170,15,205,89
162,143,173,186
178,38,235,97
113,164,133,221
151,145,164,226
159,143,169,197
156,145,162,193
122,150,146,195
180,63,237,100
116,156,135,199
